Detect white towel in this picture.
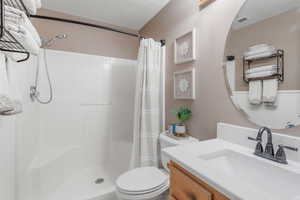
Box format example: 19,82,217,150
5,23,40,55
245,50,276,60
246,65,278,74
35,0,42,9
2,57,23,115
1,100,22,115
0,54,14,113
246,70,277,79
245,45,275,56
248,44,271,52
22,0,37,15
248,80,262,105
3,52,28,62
263,79,278,104
5,6,41,47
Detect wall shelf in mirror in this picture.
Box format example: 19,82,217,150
242,49,284,83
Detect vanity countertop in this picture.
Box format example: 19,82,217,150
163,138,300,200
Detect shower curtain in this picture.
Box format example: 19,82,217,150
131,38,165,168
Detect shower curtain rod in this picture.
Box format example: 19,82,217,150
30,15,166,46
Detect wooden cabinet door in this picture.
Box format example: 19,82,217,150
169,162,230,200
170,164,212,200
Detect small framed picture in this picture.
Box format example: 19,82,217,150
174,28,196,64
174,68,195,100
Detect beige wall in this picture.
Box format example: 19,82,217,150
140,0,300,139
32,9,139,60
226,9,300,91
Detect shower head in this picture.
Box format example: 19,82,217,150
42,34,68,47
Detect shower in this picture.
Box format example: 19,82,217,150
30,34,68,104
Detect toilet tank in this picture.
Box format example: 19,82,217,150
159,132,198,171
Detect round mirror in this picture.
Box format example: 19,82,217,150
224,0,300,129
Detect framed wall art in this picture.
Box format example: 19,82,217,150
173,68,195,100
174,28,196,64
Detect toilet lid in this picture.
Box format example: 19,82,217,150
116,167,168,193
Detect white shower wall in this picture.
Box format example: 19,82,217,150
5,50,136,200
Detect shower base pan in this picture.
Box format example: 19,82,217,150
44,166,118,200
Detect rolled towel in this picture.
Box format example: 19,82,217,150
263,79,278,104
245,45,276,56
1,100,22,115
246,71,277,79
248,44,271,52
6,23,40,55
22,0,37,15
3,52,28,62
246,65,278,74
245,50,277,60
0,95,14,113
248,80,262,105
5,6,41,47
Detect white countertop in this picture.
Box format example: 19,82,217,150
163,138,300,200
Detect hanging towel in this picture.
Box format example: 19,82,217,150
0,54,14,113
5,6,41,47
5,23,40,55
248,80,262,105
22,0,37,15
263,79,278,104
1,56,23,115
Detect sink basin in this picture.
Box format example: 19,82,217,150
163,139,300,200
198,149,300,200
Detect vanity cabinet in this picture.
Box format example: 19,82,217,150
169,162,229,200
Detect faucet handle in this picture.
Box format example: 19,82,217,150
248,137,263,154
248,137,261,142
275,145,298,164
278,145,298,152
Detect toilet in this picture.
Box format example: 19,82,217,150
116,132,198,200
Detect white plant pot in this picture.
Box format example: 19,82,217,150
175,125,186,134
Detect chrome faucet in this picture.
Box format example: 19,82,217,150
248,127,298,164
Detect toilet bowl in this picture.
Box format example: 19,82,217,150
116,132,198,200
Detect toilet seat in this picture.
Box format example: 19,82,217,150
116,182,169,200
117,179,168,195
116,167,169,199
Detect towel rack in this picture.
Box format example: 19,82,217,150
0,0,30,62
243,49,284,83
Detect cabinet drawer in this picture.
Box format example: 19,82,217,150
170,164,212,200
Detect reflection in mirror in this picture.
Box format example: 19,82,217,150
224,0,300,129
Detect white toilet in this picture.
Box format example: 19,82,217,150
116,132,198,200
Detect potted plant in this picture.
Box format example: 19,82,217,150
171,107,192,136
